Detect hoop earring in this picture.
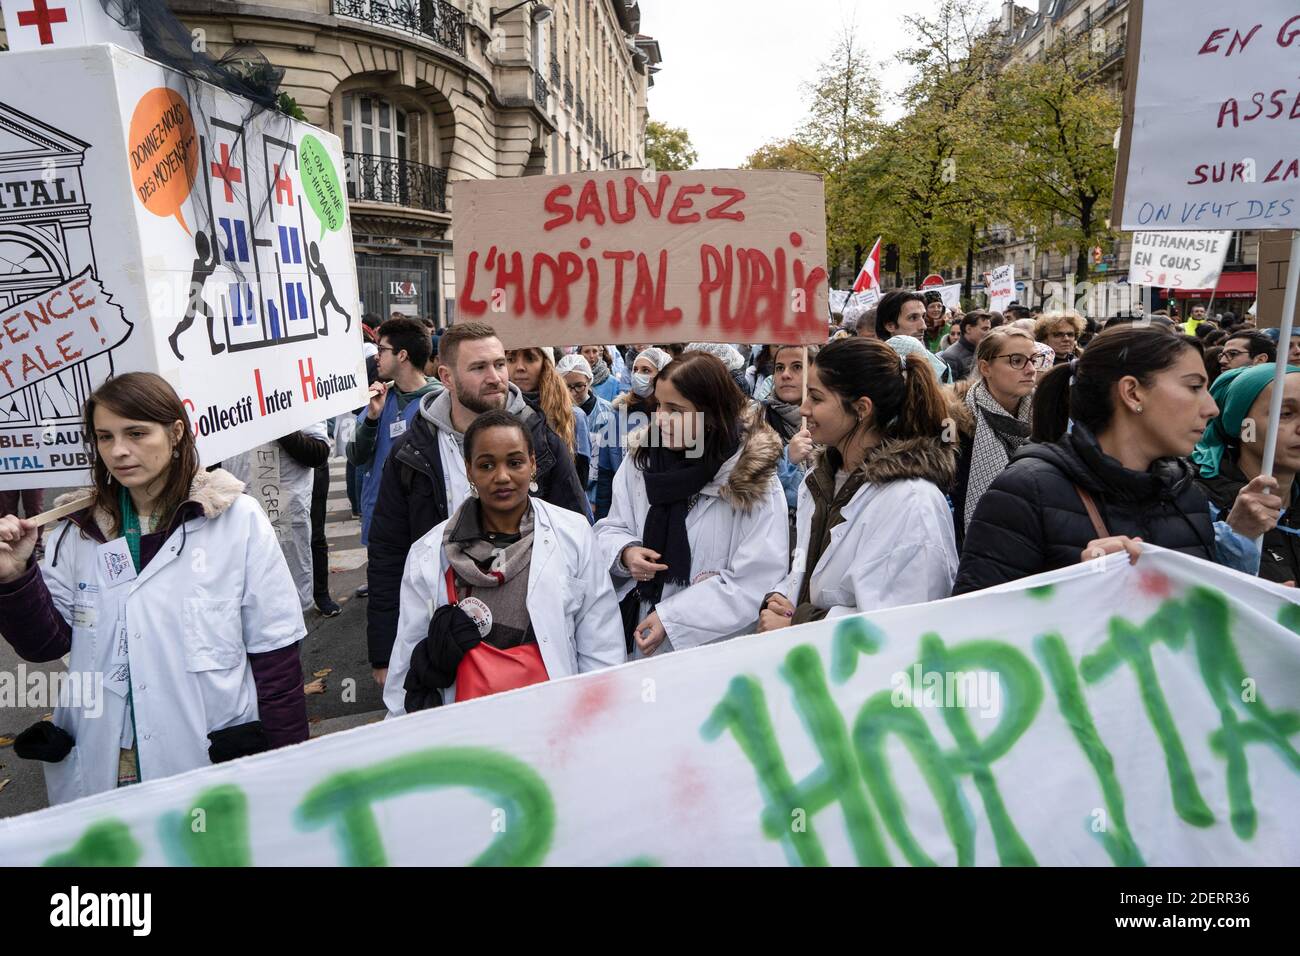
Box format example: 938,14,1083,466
468,484,480,498
529,474,539,493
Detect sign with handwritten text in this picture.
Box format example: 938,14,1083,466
2,548,1297,866
1116,1,1300,230
453,170,829,348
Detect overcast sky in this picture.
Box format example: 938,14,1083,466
640,0,991,168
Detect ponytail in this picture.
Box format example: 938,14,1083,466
895,352,949,440
812,338,949,444
1030,363,1073,443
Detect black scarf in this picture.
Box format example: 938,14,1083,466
580,392,598,417
636,432,740,604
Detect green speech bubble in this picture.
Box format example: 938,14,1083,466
300,134,346,239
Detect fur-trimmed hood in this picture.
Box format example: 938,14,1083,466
626,421,784,512
814,434,957,491
53,467,246,541
945,381,977,440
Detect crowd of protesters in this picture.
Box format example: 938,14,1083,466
0,289,1292,806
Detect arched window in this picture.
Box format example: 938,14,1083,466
342,93,409,162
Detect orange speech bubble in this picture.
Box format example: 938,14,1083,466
128,87,198,235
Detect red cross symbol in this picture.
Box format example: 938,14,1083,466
272,163,294,206
17,0,68,45
210,142,243,203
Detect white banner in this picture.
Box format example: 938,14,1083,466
1128,230,1232,289
0,44,368,490
1118,1,1300,230
987,265,1015,312
2,548,1298,866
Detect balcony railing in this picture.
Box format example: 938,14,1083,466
586,114,593,137
1102,38,1126,65
344,152,448,213
331,0,465,57
576,95,584,122
534,72,549,110
550,56,561,86
564,78,573,106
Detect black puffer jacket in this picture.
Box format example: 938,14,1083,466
953,423,1215,594
365,397,588,668
1196,457,1300,585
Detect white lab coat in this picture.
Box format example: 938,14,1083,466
384,497,625,716
781,473,959,617
594,430,789,655
224,421,329,612
31,469,305,806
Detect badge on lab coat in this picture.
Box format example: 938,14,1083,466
389,419,408,439
105,616,131,700
96,539,137,588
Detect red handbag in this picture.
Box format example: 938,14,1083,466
446,568,549,701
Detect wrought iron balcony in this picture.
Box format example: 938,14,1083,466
534,72,549,110
331,0,466,57
564,78,573,106
344,152,448,213
576,95,584,122
550,56,560,86
585,114,593,136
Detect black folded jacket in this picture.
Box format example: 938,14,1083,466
14,720,74,763
207,720,270,764
404,603,482,713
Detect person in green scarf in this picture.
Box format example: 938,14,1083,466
1193,362,1298,583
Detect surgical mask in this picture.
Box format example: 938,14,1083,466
631,372,655,397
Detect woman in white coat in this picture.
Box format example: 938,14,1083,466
596,351,788,657
0,373,307,806
385,409,623,716
759,337,959,631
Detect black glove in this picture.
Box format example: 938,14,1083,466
207,720,270,763
14,720,74,763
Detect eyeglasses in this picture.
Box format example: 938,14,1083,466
994,353,1051,370
1220,348,1249,361
375,345,396,355
566,381,587,393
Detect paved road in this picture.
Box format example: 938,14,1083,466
0,457,385,819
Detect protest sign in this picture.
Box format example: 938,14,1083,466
0,44,367,490
452,169,829,348
935,283,961,310
986,264,1015,311
828,290,851,315
2,548,1297,866
0,0,143,54
1256,232,1300,328
1128,230,1232,289
1114,1,1300,231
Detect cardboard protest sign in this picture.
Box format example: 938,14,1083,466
2,548,1297,866
453,170,829,348
1256,232,1300,329
0,44,367,490
986,264,1015,312
1114,1,1300,231
1128,230,1232,289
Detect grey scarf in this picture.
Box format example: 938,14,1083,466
962,381,1032,530
591,359,611,386
421,382,535,454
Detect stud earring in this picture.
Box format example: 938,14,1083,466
1135,405,1144,414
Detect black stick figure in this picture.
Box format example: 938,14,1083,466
307,241,352,335
168,230,223,361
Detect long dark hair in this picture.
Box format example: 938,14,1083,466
633,352,744,471
1031,325,1198,443
83,372,199,537
812,337,949,442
